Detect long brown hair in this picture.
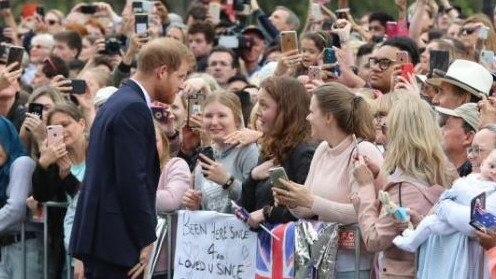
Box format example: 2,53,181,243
259,76,311,165
313,82,375,141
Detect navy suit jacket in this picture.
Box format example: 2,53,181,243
69,80,160,267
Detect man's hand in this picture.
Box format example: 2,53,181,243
127,243,153,279
0,62,22,91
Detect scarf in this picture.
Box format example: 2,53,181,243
0,116,27,208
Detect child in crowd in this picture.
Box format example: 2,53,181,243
393,150,496,252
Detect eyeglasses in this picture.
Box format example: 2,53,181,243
369,57,395,71
467,145,481,156
459,27,480,36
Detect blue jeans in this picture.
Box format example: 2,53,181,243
0,236,43,279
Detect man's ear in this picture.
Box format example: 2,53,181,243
157,65,169,79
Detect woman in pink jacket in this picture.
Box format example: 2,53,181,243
153,122,192,278
352,94,456,278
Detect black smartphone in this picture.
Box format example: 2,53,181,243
335,8,350,19
132,1,143,13
0,1,10,9
100,37,121,55
7,46,24,71
135,14,149,35
187,92,206,128
80,4,97,14
70,79,87,95
199,146,215,172
36,6,45,18
28,103,44,119
429,50,450,76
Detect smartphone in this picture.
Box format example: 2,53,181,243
323,47,341,76
46,125,64,146
401,63,414,80
7,46,24,71
0,1,10,9
28,103,44,119
480,50,495,66
311,3,322,21
36,6,45,18
187,92,206,128
199,146,215,162
70,79,87,95
469,192,496,231
269,167,289,189
280,31,298,53
479,26,489,40
80,4,97,14
132,1,143,13
335,8,350,19
308,66,321,81
396,51,409,64
429,50,450,75
208,2,221,22
135,14,149,36
386,21,398,38
151,106,169,124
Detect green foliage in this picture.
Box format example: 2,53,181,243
9,0,484,21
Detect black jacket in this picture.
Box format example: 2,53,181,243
241,142,316,223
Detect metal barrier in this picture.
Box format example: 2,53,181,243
43,201,70,279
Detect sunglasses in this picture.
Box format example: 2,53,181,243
459,27,480,36
369,57,395,71
47,20,58,26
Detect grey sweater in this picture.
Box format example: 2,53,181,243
194,143,259,213
0,156,36,234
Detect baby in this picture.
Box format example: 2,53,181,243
393,150,496,252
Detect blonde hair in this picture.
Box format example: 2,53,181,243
137,37,195,74
384,94,454,187
464,14,496,54
373,90,403,116
204,91,244,129
154,121,170,167
188,73,221,92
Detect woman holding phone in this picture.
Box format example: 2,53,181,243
273,82,383,278
181,92,259,213
31,103,87,278
241,76,315,226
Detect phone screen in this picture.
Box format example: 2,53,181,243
71,79,87,95
80,5,97,14
429,50,450,75
269,167,289,189
135,14,149,35
7,46,24,71
28,103,44,119
187,92,206,128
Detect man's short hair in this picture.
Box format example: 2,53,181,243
276,6,300,30
209,46,239,68
382,36,420,65
53,31,83,58
188,22,216,44
185,4,207,21
137,37,195,74
368,12,394,28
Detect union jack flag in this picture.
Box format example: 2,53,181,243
255,223,295,279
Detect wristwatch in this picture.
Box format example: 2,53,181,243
222,175,235,190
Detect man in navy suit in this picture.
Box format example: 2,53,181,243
69,37,194,279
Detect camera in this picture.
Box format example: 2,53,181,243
217,26,254,52
100,37,122,55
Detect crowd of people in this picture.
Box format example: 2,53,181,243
2,0,496,278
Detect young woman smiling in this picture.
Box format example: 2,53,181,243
182,92,259,213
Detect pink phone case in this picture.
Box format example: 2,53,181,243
46,125,64,146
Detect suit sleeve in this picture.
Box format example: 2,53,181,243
113,103,157,248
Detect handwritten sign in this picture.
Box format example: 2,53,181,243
173,210,257,279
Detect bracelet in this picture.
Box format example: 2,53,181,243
222,175,235,190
